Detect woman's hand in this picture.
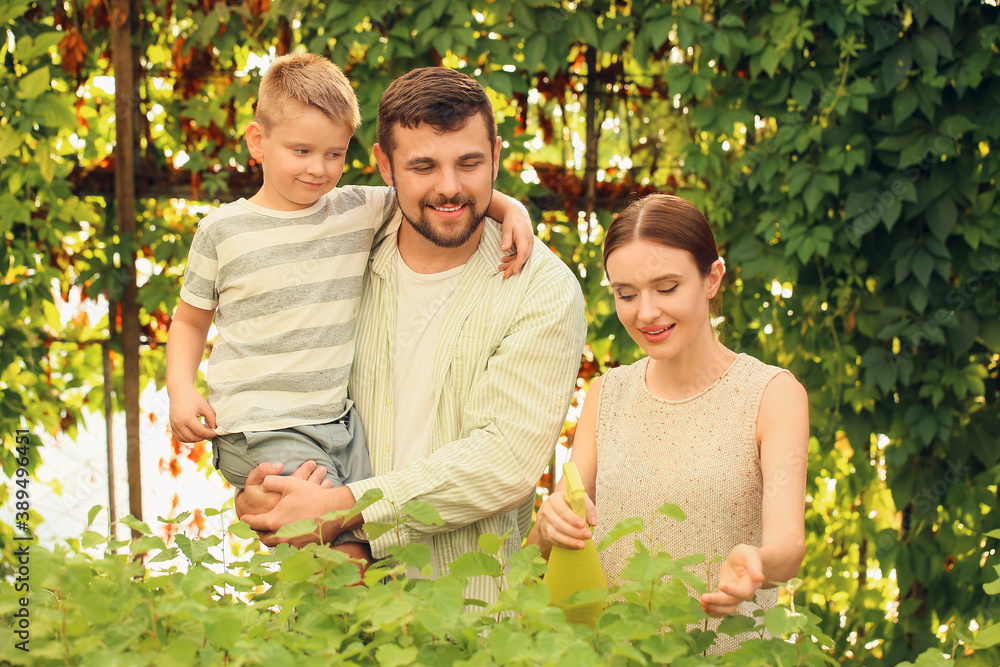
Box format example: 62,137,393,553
533,490,597,554
700,544,766,617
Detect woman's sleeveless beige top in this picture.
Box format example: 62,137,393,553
591,353,789,653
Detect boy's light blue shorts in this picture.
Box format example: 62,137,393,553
213,407,371,544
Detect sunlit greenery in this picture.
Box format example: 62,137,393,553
2,1,999,662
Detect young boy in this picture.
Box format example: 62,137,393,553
166,53,533,562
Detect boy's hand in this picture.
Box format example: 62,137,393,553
169,386,218,442
235,461,332,524
498,202,535,278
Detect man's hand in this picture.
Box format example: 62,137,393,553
239,462,357,548
168,385,218,442
700,544,766,617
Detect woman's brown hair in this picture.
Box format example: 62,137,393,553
603,194,719,278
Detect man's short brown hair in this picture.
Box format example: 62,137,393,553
376,67,498,162
255,52,361,132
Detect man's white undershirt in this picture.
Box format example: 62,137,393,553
391,250,466,575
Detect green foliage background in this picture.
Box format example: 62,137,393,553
2,0,999,663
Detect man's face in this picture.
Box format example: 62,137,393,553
374,114,501,248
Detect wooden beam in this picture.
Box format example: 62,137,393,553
111,0,142,532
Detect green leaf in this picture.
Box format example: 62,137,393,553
916,414,937,445
342,487,384,524
899,134,932,169
402,500,444,526
87,505,102,528
148,548,180,563
0,124,22,160
227,521,258,540
376,645,419,667
800,180,819,214
274,519,321,538
893,85,919,124
17,65,51,99
612,642,650,664
279,547,323,582
927,0,955,30
38,151,55,182
205,607,244,651
657,502,687,522
82,530,107,550
926,196,957,241
13,31,64,62
363,521,394,541
876,129,925,151
980,319,1000,352
120,515,152,536
181,563,218,596
157,511,191,524
639,632,690,663
174,534,221,564
597,516,644,552
911,248,934,287
907,649,954,666
882,41,912,91
717,613,757,636
883,197,903,230
923,25,953,60
569,9,600,47
388,543,432,571
512,1,537,31
448,551,502,579
911,35,938,70
909,283,929,313
478,533,502,555
941,115,977,136
844,189,875,219
522,34,546,73
761,46,782,77
508,544,547,583
131,536,167,553
764,607,810,636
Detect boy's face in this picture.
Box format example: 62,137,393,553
373,113,501,249
246,103,353,211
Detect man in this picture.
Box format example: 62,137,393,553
238,68,587,603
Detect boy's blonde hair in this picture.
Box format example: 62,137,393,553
255,52,361,132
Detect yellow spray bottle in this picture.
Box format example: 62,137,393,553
543,461,608,626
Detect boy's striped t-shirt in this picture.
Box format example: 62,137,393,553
179,185,397,435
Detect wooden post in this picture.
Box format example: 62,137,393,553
111,0,142,532
102,332,118,539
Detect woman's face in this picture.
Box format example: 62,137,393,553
604,240,722,361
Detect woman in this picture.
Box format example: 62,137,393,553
528,193,808,653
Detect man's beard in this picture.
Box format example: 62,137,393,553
400,193,490,249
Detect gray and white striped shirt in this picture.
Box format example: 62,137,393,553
180,187,396,435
